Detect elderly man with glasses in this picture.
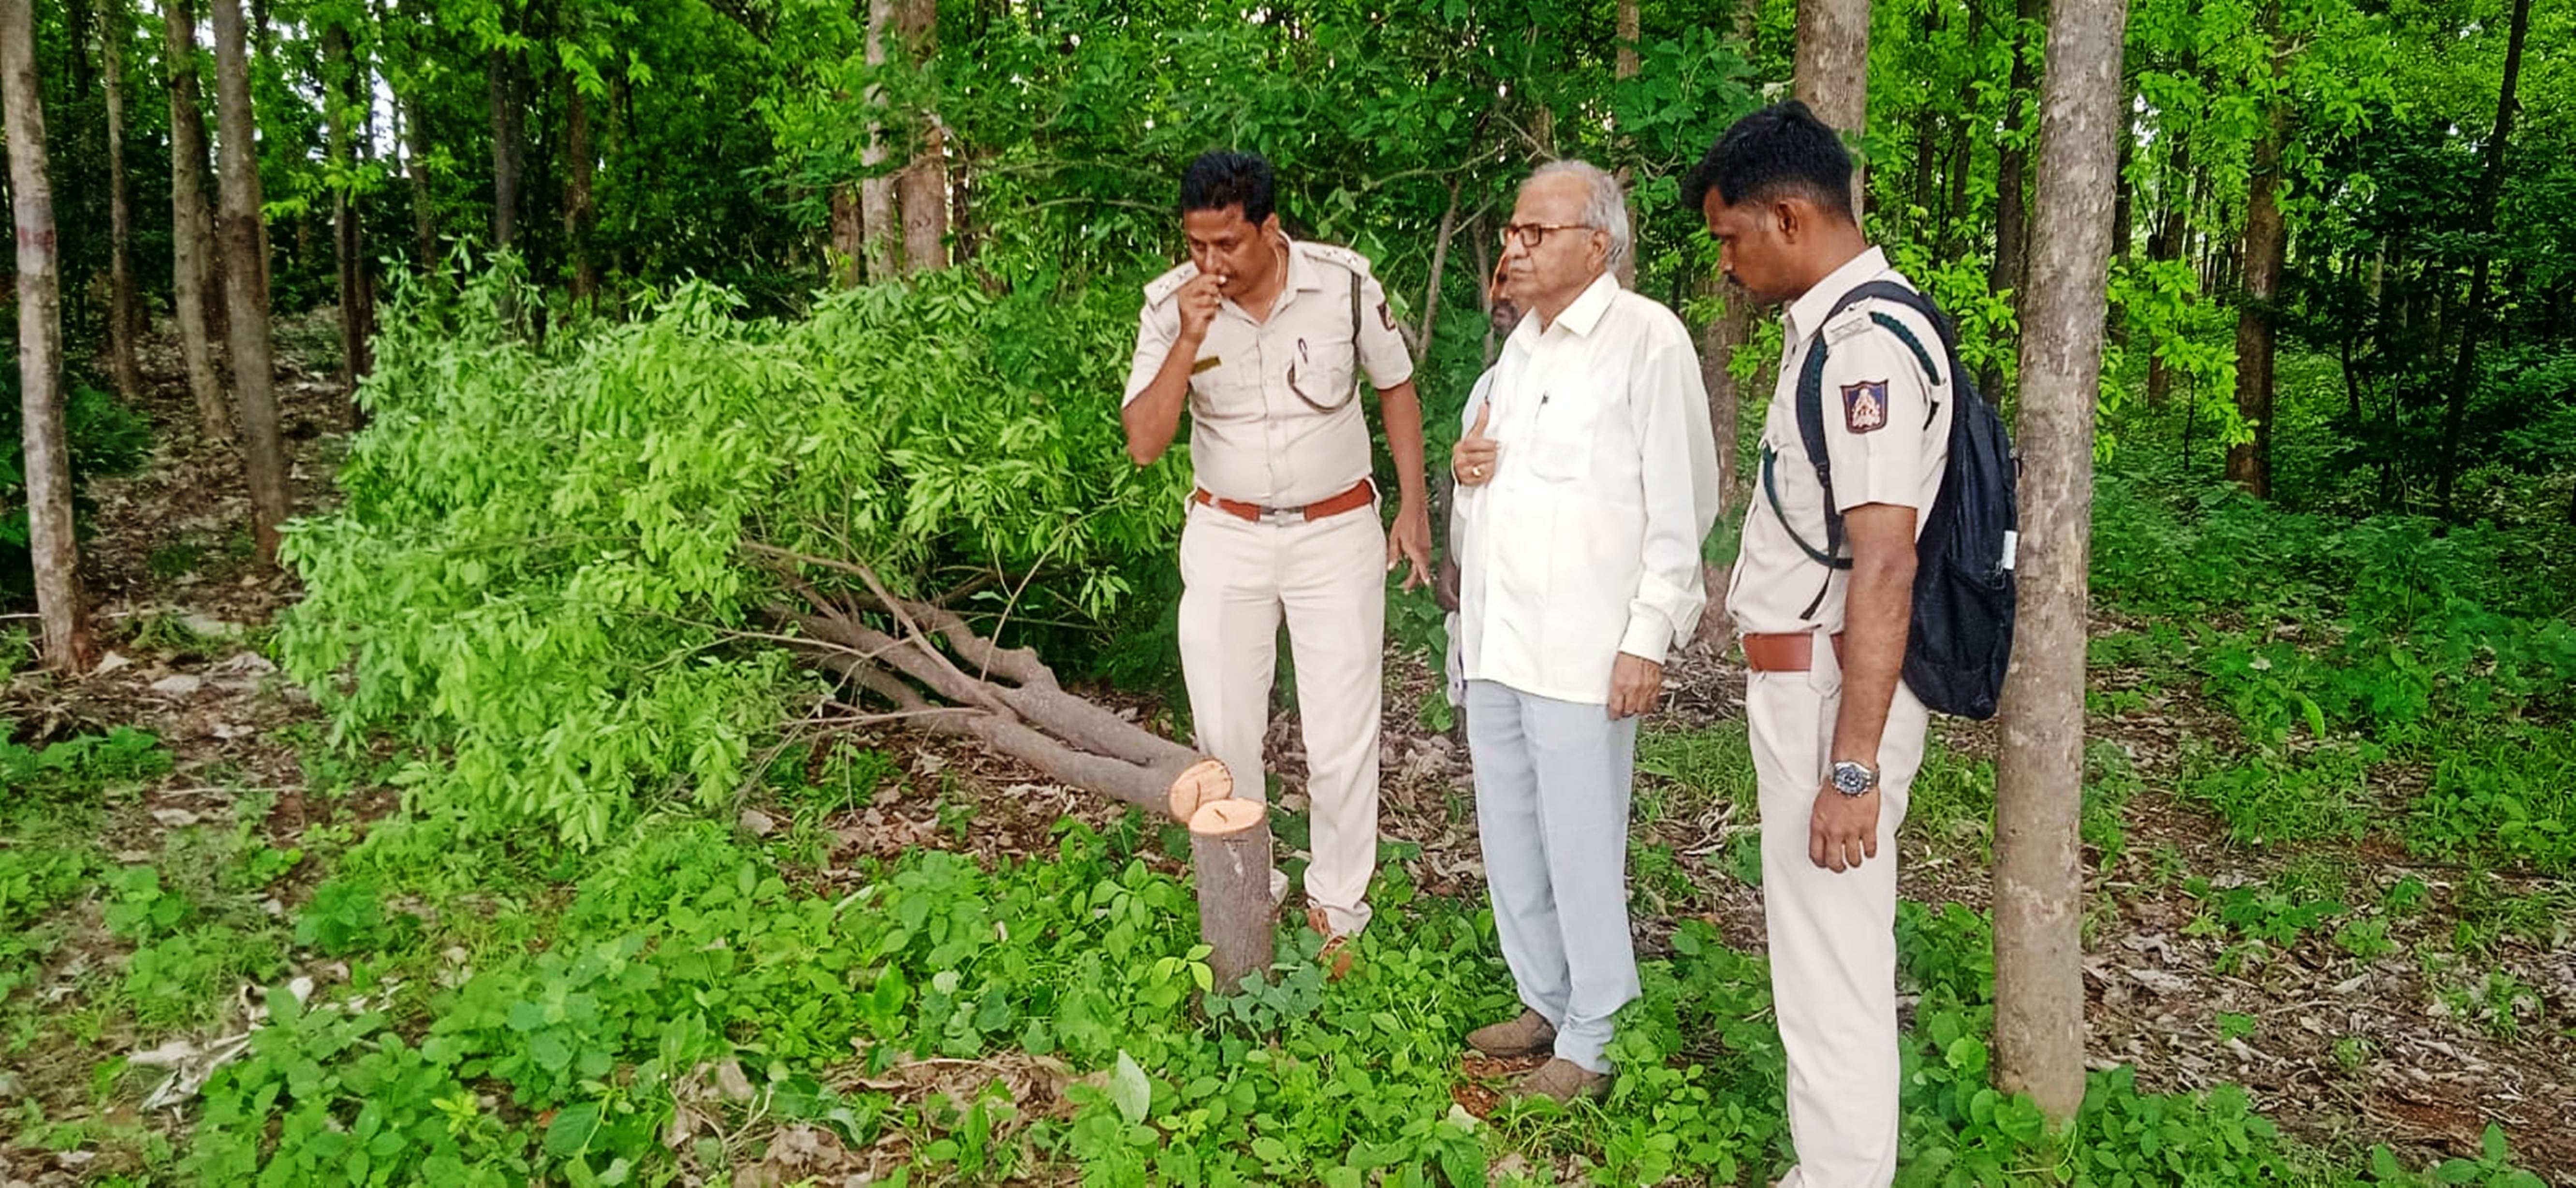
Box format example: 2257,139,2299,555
1450,160,1721,1101
1122,150,1432,972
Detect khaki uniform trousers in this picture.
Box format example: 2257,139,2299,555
1177,500,1385,934
1747,628,1931,1188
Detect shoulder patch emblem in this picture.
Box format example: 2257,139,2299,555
1842,379,1890,435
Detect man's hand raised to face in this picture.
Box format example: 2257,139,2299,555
1176,271,1226,343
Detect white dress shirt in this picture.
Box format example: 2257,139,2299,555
1452,273,1722,705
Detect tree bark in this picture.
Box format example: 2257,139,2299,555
2434,0,2531,520
1612,0,1640,289
406,87,436,271
102,1,144,401
1795,0,1869,217
1986,0,2043,401
895,0,945,273
1693,280,1756,647
487,28,525,251
4,0,95,672
566,78,599,304
324,22,367,391
860,0,900,281
2224,90,2287,498
165,0,232,445
1190,798,1277,992
210,0,291,565
829,186,864,288
1993,0,2126,1126
1416,176,1463,367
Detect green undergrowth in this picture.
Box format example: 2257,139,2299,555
2088,472,2576,875
130,794,2541,1187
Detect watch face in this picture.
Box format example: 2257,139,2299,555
1832,763,1873,795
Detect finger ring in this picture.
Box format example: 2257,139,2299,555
1472,465,1486,478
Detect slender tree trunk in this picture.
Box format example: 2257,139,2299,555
2143,132,2189,406
1943,118,1971,256
829,186,864,287
2435,0,2531,520
2224,90,2287,498
102,2,144,401
6,0,95,671
1612,0,1640,289
165,0,232,445
1986,0,2043,401
1417,176,1463,367
860,0,899,281
487,24,524,252
1794,0,1869,217
1994,0,2126,1125
324,22,365,391
566,79,599,304
406,88,435,271
895,0,945,272
210,0,291,564
2108,99,2135,264
1733,0,1759,45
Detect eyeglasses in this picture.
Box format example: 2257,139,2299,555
1500,222,1594,248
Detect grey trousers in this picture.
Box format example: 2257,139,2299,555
1464,678,1640,1073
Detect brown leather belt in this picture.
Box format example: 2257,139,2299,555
1742,631,1845,672
1192,479,1375,525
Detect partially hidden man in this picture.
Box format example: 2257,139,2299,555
1450,160,1721,1102
1688,101,1952,1186
1121,150,1434,970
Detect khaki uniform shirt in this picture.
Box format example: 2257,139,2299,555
1727,247,1954,636
1124,236,1415,507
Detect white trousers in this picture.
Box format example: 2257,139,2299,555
1747,631,1931,1188
1464,678,1640,1073
1177,501,1385,934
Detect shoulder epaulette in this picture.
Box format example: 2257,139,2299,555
1298,241,1373,277
1142,262,1199,308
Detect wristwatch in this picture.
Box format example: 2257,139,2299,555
1829,760,1879,797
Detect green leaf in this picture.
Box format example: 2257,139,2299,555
545,1101,603,1159
1109,1050,1150,1126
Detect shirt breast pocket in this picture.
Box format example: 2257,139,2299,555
1189,357,1266,423
1524,393,1599,483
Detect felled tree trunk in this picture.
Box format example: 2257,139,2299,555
756,550,1266,984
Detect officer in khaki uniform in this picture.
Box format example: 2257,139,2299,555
1122,150,1432,955
1687,103,1949,1186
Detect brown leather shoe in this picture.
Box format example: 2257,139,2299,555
1465,1008,1557,1058
1305,907,1354,980
1509,1057,1610,1104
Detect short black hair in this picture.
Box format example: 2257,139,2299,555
1679,101,1855,221
1179,150,1276,225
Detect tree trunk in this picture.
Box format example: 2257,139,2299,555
566,78,599,304
860,0,899,281
1416,176,1463,367
895,0,945,273
406,88,436,270
4,0,95,672
2142,132,2189,406
1190,798,1277,992
2434,0,2531,520
102,1,143,401
1985,0,2043,401
829,185,864,288
1694,280,1756,648
1612,0,1640,289
1942,118,1971,256
2224,93,2287,498
210,0,291,565
488,31,524,251
324,22,366,392
1794,0,1869,217
165,0,232,445
1993,0,2126,1126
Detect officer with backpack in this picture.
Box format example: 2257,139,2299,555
1685,101,2017,1186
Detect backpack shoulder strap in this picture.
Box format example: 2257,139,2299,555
1782,279,1956,571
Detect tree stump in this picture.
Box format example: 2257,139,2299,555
1187,798,1274,994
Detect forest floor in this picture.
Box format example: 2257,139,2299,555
0,314,2568,1184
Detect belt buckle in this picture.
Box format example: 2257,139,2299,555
1259,505,1304,527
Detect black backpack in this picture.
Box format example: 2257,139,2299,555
1762,280,2018,720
